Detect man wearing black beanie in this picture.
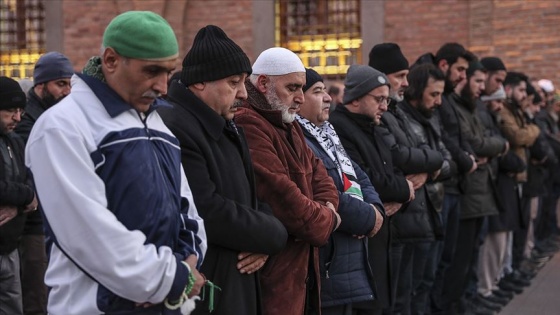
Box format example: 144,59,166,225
369,42,410,102
158,25,287,315
0,76,38,315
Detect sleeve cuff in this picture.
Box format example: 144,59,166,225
167,257,189,302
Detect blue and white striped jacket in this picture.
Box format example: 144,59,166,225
26,73,206,315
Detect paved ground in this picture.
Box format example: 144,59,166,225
501,203,560,314
500,252,560,314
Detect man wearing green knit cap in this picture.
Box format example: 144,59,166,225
102,10,179,61
25,10,207,315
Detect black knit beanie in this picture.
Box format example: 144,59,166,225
303,68,323,92
0,76,26,110
368,43,409,75
181,25,252,86
480,57,507,72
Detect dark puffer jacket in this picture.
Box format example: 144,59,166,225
0,132,34,254
329,105,411,308
15,89,47,235
454,95,506,219
302,127,384,307
380,104,443,242
436,94,476,194
399,101,453,235
477,102,526,232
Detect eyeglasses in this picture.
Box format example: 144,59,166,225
5,108,25,117
366,94,390,105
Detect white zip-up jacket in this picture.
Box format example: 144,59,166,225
26,74,207,314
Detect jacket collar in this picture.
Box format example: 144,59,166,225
24,90,47,121
333,104,376,131
244,79,289,130
166,80,227,141
76,73,171,118
399,99,430,126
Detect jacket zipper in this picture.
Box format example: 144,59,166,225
7,144,20,177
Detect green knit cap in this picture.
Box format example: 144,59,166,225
102,11,178,61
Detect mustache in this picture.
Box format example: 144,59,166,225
232,99,243,108
142,90,160,98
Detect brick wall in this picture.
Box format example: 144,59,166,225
383,0,560,85
383,0,470,65
60,0,559,85
61,0,254,71
183,0,254,60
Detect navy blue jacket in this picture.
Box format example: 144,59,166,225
302,127,384,307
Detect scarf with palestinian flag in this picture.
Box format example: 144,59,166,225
296,115,364,201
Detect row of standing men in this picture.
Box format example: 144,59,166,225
1,10,559,315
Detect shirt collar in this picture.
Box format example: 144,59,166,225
77,73,171,118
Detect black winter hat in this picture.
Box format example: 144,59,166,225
368,43,409,75
0,76,26,110
480,57,507,72
303,68,323,92
181,25,252,86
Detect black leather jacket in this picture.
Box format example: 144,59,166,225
0,132,34,254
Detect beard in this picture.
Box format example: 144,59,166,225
41,88,66,108
265,86,296,123
417,101,434,118
390,90,404,102
0,119,8,135
511,96,526,109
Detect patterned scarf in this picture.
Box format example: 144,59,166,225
296,115,363,200
82,56,106,82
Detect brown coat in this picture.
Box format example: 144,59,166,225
235,81,339,315
497,103,540,182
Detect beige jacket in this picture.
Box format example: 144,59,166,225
497,103,540,182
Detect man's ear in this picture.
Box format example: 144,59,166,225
33,83,45,95
438,59,449,73
504,85,512,97
190,82,205,91
256,75,269,93
102,47,120,74
345,98,361,112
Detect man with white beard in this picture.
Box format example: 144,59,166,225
235,47,341,315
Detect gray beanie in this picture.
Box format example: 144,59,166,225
33,52,74,86
343,65,390,104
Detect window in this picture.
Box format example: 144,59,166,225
275,0,361,78
0,0,45,79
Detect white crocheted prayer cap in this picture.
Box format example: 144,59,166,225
538,79,555,93
252,47,305,75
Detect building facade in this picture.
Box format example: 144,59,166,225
1,0,559,84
